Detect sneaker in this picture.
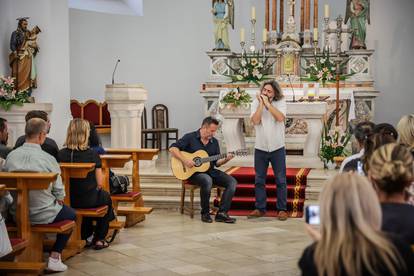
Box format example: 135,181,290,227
47,256,67,272
247,209,266,219
215,212,236,223
201,213,213,223
278,210,288,221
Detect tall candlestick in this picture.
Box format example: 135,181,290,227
313,0,318,29
324,4,329,18
272,0,277,30
280,0,284,33
265,0,270,31
251,6,256,20
300,0,305,32
313,27,318,41
240,28,245,42
262,28,268,42
305,0,311,30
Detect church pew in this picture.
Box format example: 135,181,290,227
56,163,108,258
104,148,158,227
0,172,75,263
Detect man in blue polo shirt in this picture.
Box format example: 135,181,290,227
169,117,237,223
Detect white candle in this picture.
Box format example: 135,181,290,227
303,83,309,97
313,28,318,41
314,83,320,98
251,6,256,20
262,29,267,42
240,28,245,42
324,4,329,18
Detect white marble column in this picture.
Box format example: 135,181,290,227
0,103,53,147
104,84,147,148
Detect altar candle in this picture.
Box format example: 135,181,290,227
262,29,267,42
308,91,315,97
324,4,329,18
240,28,245,42
314,82,320,98
303,83,309,97
251,6,256,20
313,28,318,41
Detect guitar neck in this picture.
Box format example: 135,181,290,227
200,153,227,164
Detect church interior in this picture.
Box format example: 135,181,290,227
0,0,414,275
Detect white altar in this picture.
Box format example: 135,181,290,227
220,101,327,169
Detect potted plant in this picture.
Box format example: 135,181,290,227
219,87,252,110
320,120,351,169
0,76,31,111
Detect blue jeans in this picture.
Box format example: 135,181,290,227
254,148,287,212
52,204,76,253
189,170,237,215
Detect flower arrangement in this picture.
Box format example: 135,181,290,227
228,52,273,86
0,76,30,111
301,50,351,87
320,121,351,164
220,87,252,108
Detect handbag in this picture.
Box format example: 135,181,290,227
109,173,129,195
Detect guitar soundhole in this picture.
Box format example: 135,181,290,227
193,157,202,167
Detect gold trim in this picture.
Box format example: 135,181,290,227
291,168,305,217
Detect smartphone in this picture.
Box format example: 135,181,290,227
305,205,320,225
357,160,364,176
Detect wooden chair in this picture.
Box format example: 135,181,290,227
141,107,162,149
180,179,224,218
105,148,158,227
151,104,178,150
70,99,111,134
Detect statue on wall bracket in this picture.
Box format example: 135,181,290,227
9,17,41,96
212,0,234,51
345,0,370,49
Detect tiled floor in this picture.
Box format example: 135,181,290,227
58,210,312,276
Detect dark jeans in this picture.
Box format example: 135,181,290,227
52,204,76,253
254,148,287,212
79,189,115,241
189,170,237,215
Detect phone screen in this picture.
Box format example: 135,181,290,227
305,205,320,225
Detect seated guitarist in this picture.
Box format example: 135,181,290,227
169,116,237,223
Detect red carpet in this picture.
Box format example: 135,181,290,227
225,166,311,218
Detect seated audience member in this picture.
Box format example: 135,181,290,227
299,173,414,276
368,143,414,244
5,118,76,272
396,114,414,204
339,121,375,172
397,114,414,154
14,110,59,161
343,131,396,174
373,123,399,140
89,121,105,154
58,119,115,250
0,118,12,159
0,188,13,259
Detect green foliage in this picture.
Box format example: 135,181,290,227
0,76,30,111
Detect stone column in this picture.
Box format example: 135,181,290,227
104,84,147,148
0,103,53,147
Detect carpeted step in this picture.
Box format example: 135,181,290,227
230,196,305,211
234,184,306,198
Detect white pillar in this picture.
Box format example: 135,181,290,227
104,84,147,148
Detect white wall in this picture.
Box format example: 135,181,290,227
0,0,72,146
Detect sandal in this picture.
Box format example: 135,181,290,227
93,240,109,250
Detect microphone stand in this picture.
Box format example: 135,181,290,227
112,59,120,85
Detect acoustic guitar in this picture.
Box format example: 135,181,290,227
171,149,247,180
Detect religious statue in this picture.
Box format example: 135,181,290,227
345,0,370,49
9,17,41,94
212,0,234,51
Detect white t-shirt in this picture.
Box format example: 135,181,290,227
250,97,287,152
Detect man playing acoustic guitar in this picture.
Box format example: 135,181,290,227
169,117,237,223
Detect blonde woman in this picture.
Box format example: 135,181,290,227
299,173,414,276
397,114,414,204
368,143,414,243
58,119,115,250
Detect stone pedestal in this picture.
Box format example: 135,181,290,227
0,103,53,147
346,49,375,82
206,51,234,83
105,84,147,149
220,106,251,152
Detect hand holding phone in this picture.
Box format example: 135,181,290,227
305,205,320,225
